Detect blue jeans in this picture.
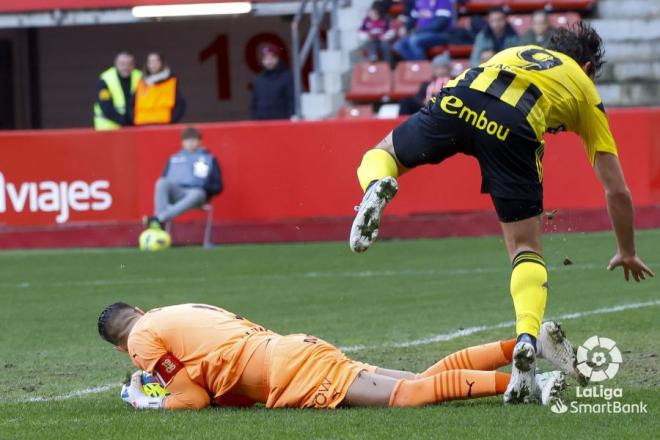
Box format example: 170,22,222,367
365,39,393,65
394,31,448,60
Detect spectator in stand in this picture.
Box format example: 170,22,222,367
394,0,456,61
399,51,453,115
134,52,186,126
250,44,294,120
359,2,396,65
94,51,142,130
479,48,496,64
469,7,519,67
144,127,223,231
520,10,556,48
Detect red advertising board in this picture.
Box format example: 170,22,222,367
0,108,659,241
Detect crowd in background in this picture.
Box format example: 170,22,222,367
359,0,558,67
94,45,294,130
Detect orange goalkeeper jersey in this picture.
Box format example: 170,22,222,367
127,303,278,403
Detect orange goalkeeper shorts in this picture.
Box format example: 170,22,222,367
263,334,376,408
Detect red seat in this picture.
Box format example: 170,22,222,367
508,0,550,12
336,105,374,119
391,60,433,99
509,14,533,34
447,44,473,58
463,0,509,14
549,11,581,28
346,62,392,102
550,0,595,10
389,2,404,16
450,59,471,77
428,44,473,58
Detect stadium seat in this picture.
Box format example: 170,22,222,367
463,0,508,14
388,1,404,17
346,62,392,103
450,59,471,77
391,61,432,99
549,0,595,11
508,0,550,12
336,105,374,119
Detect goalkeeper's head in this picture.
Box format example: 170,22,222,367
98,302,144,350
548,21,604,80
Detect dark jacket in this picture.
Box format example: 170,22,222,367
250,63,294,120
470,23,519,67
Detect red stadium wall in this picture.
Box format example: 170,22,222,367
1,107,659,249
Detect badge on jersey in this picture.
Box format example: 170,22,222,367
154,352,184,386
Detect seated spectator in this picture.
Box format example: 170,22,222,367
250,44,294,120
519,10,556,47
94,51,141,130
399,51,453,115
144,127,223,230
134,52,186,126
479,49,496,64
359,1,396,65
470,7,519,66
394,0,456,61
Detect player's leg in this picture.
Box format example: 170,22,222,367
350,97,462,253
494,199,547,403
343,369,510,407
157,187,207,222
417,339,516,377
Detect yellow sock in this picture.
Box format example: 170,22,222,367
357,149,399,192
510,251,548,337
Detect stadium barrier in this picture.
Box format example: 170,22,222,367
1,107,659,248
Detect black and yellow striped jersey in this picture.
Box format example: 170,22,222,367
444,45,617,164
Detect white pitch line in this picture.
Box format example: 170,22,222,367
14,382,121,403
9,299,659,404
6,261,653,290
339,299,660,353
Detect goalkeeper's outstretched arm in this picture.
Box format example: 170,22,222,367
121,370,210,410
594,152,654,281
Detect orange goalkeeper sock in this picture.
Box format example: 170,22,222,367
417,339,516,378
389,370,511,407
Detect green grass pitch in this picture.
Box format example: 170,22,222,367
0,230,658,439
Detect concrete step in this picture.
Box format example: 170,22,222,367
301,92,345,120
597,82,660,106
597,0,660,19
591,18,660,41
603,40,660,63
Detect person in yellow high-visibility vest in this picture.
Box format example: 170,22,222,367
94,51,142,130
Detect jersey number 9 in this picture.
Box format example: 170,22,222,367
517,48,563,71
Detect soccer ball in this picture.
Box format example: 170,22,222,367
138,228,171,251
140,371,167,398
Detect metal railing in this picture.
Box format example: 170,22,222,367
291,0,341,118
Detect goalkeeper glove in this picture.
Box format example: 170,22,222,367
120,370,165,410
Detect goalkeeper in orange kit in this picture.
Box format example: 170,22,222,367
98,302,580,410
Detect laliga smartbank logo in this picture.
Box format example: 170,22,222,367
0,172,112,224
551,336,648,415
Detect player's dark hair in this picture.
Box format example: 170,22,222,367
548,21,605,78
181,126,202,140
98,302,134,344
